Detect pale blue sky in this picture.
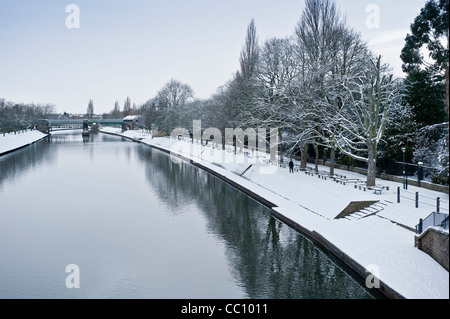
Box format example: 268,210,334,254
0,0,427,114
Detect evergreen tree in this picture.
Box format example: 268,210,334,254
400,0,449,120
401,0,449,183
404,69,447,127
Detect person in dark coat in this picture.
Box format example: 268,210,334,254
289,159,294,173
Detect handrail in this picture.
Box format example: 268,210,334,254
416,211,449,234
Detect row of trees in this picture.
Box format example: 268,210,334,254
0,98,55,132
108,0,448,186
229,0,410,186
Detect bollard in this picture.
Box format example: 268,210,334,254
397,187,400,203
415,192,419,208
418,162,423,187
437,197,440,213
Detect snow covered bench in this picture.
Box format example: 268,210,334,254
330,173,347,181
377,184,389,191
355,182,368,191
335,178,362,185
369,186,383,195
305,167,318,176
317,170,330,180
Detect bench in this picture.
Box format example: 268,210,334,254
370,186,383,195
330,174,347,181
354,183,368,191
377,184,389,191
335,178,362,185
317,170,330,180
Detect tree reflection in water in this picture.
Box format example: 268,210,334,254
137,145,378,299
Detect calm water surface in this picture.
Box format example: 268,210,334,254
0,131,377,298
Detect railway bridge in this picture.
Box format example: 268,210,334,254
36,119,125,134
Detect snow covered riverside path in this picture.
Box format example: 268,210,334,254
0,130,48,156
101,127,449,299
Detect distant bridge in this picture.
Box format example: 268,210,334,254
37,119,124,134
48,119,124,126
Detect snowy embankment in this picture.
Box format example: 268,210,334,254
0,130,48,156
101,127,449,299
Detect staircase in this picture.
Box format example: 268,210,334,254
342,200,391,220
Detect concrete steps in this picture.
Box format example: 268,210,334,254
343,200,391,220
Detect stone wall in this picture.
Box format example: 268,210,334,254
416,227,449,271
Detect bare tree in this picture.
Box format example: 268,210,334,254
293,0,348,171
334,56,402,186
318,27,371,175
155,79,194,133
157,79,194,109
252,37,309,161
290,0,373,174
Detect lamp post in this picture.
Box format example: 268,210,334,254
402,147,406,190
418,161,423,188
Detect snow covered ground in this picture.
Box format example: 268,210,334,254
103,127,449,299
0,129,48,156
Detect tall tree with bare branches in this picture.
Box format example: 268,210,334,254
335,56,403,186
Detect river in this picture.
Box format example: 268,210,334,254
0,131,378,298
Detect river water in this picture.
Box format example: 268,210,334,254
0,131,377,299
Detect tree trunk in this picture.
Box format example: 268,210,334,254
300,144,308,170
278,128,283,163
330,148,335,176
367,144,377,187
314,144,319,172
446,66,449,123
270,128,277,163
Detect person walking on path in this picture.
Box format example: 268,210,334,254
289,159,294,173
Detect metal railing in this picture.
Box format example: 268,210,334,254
416,211,449,234
396,187,449,213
